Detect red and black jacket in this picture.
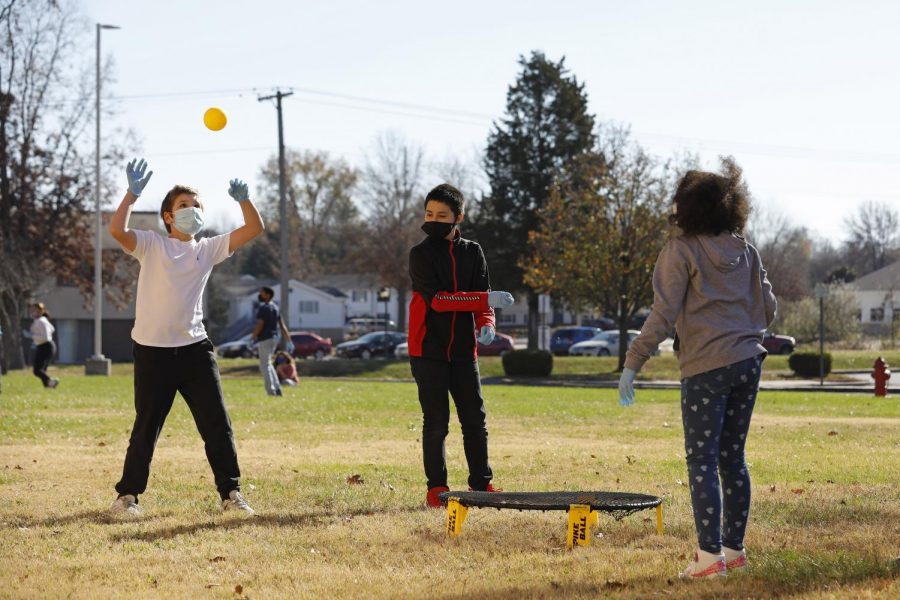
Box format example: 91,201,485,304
408,232,495,361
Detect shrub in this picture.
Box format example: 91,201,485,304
502,349,553,377
788,351,832,377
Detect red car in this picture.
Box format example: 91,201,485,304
289,331,333,359
762,331,795,355
477,332,515,356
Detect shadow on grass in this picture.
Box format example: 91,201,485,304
107,504,425,543
5,509,165,529
108,511,326,543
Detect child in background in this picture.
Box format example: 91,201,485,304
30,302,59,389
274,351,298,386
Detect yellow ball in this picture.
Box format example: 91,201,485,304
203,107,227,131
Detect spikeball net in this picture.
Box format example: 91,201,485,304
437,490,664,549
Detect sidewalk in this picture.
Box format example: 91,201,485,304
479,370,898,394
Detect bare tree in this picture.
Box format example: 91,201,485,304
257,149,360,278
0,0,131,368
843,200,900,275
745,205,812,301
356,131,425,330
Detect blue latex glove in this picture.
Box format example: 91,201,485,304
228,178,249,202
285,340,295,355
487,291,515,308
477,325,495,345
618,368,636,407
126,158,153,196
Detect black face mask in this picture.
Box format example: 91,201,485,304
422,220,456,240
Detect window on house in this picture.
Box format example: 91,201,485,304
870,307,885,322
298,301,320,314
352,290,368,302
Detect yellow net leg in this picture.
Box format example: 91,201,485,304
566,504,598,549
446,498,468,538
656,503,664,535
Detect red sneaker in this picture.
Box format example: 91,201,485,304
426,486,450,508
469,483,503,492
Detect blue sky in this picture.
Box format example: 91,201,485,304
83,0,899,241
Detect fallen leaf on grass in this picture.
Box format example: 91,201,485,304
346,474,364,485
605,580,626,589
678,553,686,560
235,584,243,595
381,481,394,491
209,556,226,563
676,479,684,486
205,583,221,589
791,488,805,494
14,465,22,470
97,442,106,447
769,485,776,492
828,430,839,436
625,455,635,464
840,499,847,505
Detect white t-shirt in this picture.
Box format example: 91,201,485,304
126,229,232,347
31,316,55,345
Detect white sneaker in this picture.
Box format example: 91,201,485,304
724,546,748,571
109,494,140,517
221,490,255,515
680,549,727,579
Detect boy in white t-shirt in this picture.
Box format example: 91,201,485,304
107,158,264,517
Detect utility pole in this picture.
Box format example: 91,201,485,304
86,23,119,376
258,90,294,331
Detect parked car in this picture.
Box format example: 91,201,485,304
394,341,409,358
335,331,408,359
289,331,333,359
343,317,398,340
549,327,602,356
658,337,676,354
477,332,515,356
582,317,616,331
762,331,795,355
568,330,641,357
216,334,258,359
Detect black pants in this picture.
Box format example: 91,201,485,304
32,341,55,386
115,339,241,501
410,357,493,490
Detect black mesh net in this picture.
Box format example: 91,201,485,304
438,491,662,520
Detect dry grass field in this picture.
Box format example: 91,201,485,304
0,366,897,599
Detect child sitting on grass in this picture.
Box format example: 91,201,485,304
273,351,298,386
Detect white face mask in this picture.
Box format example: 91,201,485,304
172,207,204,236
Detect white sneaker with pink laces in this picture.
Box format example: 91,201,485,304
680,549,727,579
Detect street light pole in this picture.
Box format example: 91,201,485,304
86,23,119,376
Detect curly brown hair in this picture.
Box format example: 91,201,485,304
670,156,751,236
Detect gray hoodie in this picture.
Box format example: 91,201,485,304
625,232,777,379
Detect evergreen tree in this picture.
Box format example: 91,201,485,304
479,51,595,348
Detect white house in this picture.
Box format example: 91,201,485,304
30,210,160,363
305,273,400,325
234,279,347,341
853,260,899,333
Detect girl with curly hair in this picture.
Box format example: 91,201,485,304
619,157,777,578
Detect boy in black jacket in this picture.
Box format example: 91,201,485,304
408,184,515,508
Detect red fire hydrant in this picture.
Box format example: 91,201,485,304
872,357,891,397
